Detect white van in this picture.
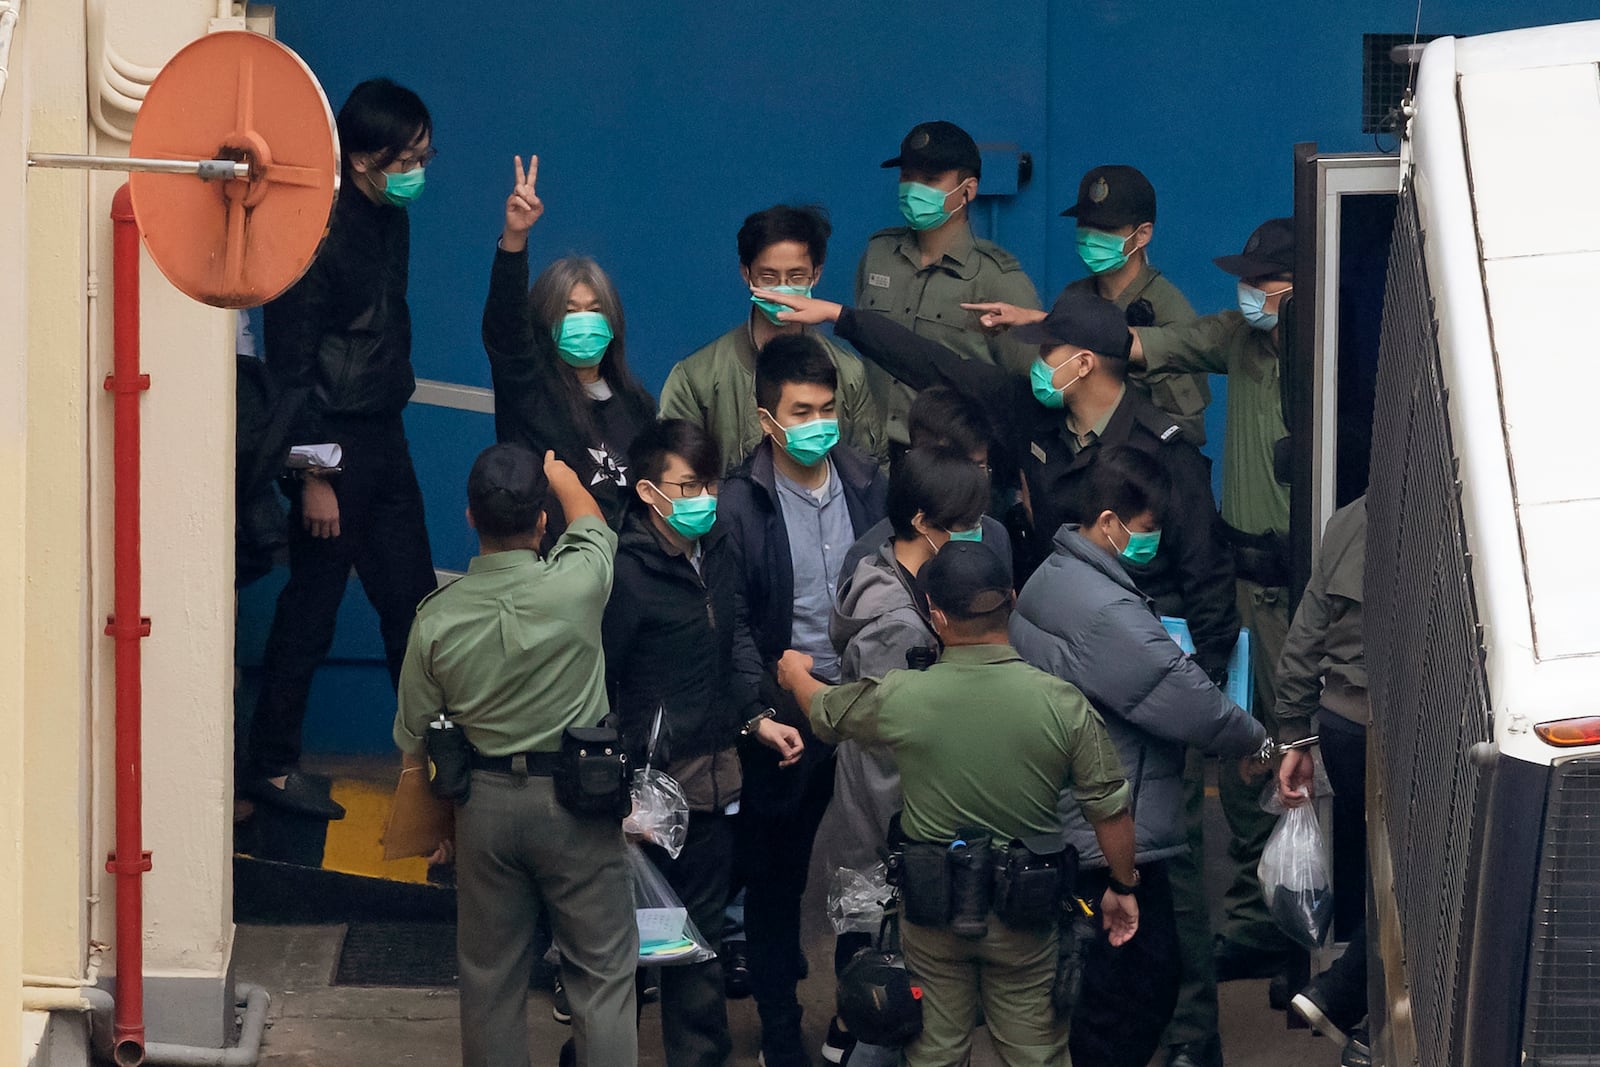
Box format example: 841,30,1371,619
1364,20,1600,1066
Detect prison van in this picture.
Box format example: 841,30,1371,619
1363,20,1600,1067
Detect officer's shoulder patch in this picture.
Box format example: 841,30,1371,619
1131,400,1184,444
1030,441,1048,463
973,239,1024,273
1160,425,1182,442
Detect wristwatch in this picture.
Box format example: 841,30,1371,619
1107,869,1141,896
740,709,777,737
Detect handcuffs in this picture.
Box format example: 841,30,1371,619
1249,734,1319,765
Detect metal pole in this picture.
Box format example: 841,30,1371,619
29,153,249,181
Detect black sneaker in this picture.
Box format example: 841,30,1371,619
1164,1035,1223,1067
1290,980,1350,1044
244,772,345,820
551,975,572,1024
1340,1025,1372,1067
722,943,751,999
821,1016,856,1064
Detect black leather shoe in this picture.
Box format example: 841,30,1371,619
1165,1036,1223,1067
244,772,345,820
1213,935,1288,982
722,943,751,999
1291,974,1364,1042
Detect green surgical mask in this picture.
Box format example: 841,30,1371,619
649,487,718,541
898,181,963,231
552,311,613,367
1076,228,1132,274
381,167,426,207
948,525,983,543
1117,519,1161,566
768,414,840,467
751,284,812,325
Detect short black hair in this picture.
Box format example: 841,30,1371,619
887,447,989,541
337,78,431,172
755,333,838,413
631,418,722,488
939,599,1013,637
908,385,993,458
1072,445,1171,528
467,443,547,538
1095,345,1130,383
737,205,832,269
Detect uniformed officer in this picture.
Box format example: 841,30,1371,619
1128,217,1297,982
855,120,1040,449
965,164,1209,445
775,541,1140,1067
393,443,637,1067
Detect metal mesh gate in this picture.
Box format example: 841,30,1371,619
1523,757,1600,1063
1365,188,1493,1067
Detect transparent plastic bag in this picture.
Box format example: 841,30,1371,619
625,844,716,966
828,863,890,935
1257,787,1334,950
623,766,690,859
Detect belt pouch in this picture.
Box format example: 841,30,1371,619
424,716,473,804
947,829,993,939
898,842,951,929
554,726,630,819
993,835,1067,930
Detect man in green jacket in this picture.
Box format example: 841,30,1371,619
855,121,1040,450
663,204,884,474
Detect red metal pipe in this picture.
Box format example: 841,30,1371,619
107,183,153,1067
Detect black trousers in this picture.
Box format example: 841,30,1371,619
1315,712,1368,1025
1070,860,1182,1067
645,811,736,1067
734,756,836,1066
247,413,435,777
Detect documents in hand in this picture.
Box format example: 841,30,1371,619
286,443,343,470
1159,617,1254,713
381,765,453,861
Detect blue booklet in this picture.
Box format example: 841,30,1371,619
1160,617,1253,713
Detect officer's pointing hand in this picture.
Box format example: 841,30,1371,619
750,288,843,326
960,301,1045,331
1100,888,1140,947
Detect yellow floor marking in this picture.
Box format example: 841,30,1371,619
323,777,431,884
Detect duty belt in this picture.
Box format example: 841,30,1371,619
469,750,561,776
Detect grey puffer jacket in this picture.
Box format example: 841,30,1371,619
1010,526,1266,868
818,538,938,872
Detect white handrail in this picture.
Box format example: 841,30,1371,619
0,2,19,119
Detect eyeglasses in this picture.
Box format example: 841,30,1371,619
393,145,438,171
750,271,815,288
658,477,719,497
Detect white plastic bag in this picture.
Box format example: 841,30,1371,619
828,863,890,935
1257,787,1334,950
625,844,716,966
623,767,690,859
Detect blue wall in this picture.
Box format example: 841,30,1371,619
239,1,1599,755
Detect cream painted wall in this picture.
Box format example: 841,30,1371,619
21,0,91,984
82,0,237,985
2,3,35,1056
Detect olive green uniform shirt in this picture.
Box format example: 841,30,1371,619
393,516,617,757
1274,496,1368,741
1064,264,1209,445
661,320,886,475
809,643,1129,845
855,225,1041,446
1136,311,1289,536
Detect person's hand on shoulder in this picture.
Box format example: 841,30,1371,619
750,288,844,326
500,154,544,252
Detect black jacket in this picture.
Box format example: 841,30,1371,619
602,512,754,774
719,439,888,813
482,246,657,529
835,306,1239,673
263,182,415,444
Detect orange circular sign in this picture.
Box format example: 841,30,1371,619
129,32,339,309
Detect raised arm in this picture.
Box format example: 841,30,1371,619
482,155,546,374
1129,314,1234,376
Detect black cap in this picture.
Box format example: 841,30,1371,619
1011,289,1132,358
921,541,1012,617
881,121,982,178
466,444,547,538
1060,165,1157,229
1214,217,1295,278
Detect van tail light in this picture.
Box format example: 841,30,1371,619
1534,717,1600,748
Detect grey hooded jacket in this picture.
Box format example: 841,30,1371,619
818,537,939,872
1010,526,1266,868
